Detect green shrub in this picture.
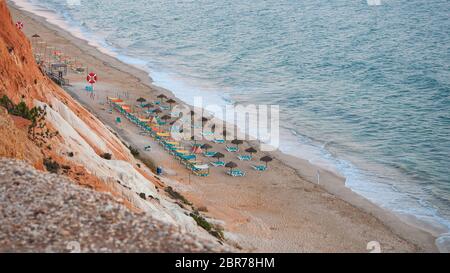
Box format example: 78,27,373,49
165,186,192,205
190,212,211,231
43,158,60,174
190,212,225,241
0,95,40,122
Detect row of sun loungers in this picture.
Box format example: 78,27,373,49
109,98,210,177
108,96,270,178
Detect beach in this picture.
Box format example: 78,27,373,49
8,1,441,252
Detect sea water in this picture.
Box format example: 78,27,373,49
13,0,450,242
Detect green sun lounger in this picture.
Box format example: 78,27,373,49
226,146,239,152
210,161,225,167
237,155,252,161
252,165,267,171
227,169,245,177
203,151,217,157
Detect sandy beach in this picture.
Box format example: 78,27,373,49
8,1,441,252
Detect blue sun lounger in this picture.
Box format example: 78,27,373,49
227,169,245,177
210,161,225,167
203,151,217,157
201,131,214,137
179,154,196,161
213,139,225,144
252,165,267,171
226,146,239,152
237,155,252,161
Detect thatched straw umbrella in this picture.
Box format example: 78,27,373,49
161,114,171,122
157,94,167,103
191,135,198,145
136,97,146,104
260,155,273,167
201,143,212,152
142,102,154,110
166,98,176,109
214,152,225,162
225,161,237,172
31,34,40,47
245,147,257,156
231,139,243,148
153,108,162,117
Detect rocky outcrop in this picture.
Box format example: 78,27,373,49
0,158,227,252
0,107,43,168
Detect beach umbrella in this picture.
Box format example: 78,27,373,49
157,94,167,103
260,155,273,167
225,161,237,171
166,98,176,109
136,97,146,106
161,114,171,122
214,152,225,162
153,108,162,116
31,34,41,58
142,102,154,110
201,143,212,152
191,135,198,145
31,34,40,45
201,117,209,127
245,147,257,156
231,139,243,148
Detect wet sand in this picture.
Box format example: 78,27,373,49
9,1,440,252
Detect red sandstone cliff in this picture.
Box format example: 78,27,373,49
0,0,208,234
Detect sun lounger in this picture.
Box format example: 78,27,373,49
156,132,170,137
226,146,239,152
251,165,267,171
237,155,252,161
210,161,225,167
179,154,196,161
227,169,245,177
213,139,225,144
203,151,217,157
201,131,214,137
190,164,210,177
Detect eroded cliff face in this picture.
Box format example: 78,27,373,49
0,1,209,238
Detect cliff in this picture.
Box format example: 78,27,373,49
0,0,223,250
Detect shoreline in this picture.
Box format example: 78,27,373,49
9,0,441,252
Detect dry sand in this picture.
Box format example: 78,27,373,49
9,1,439,252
